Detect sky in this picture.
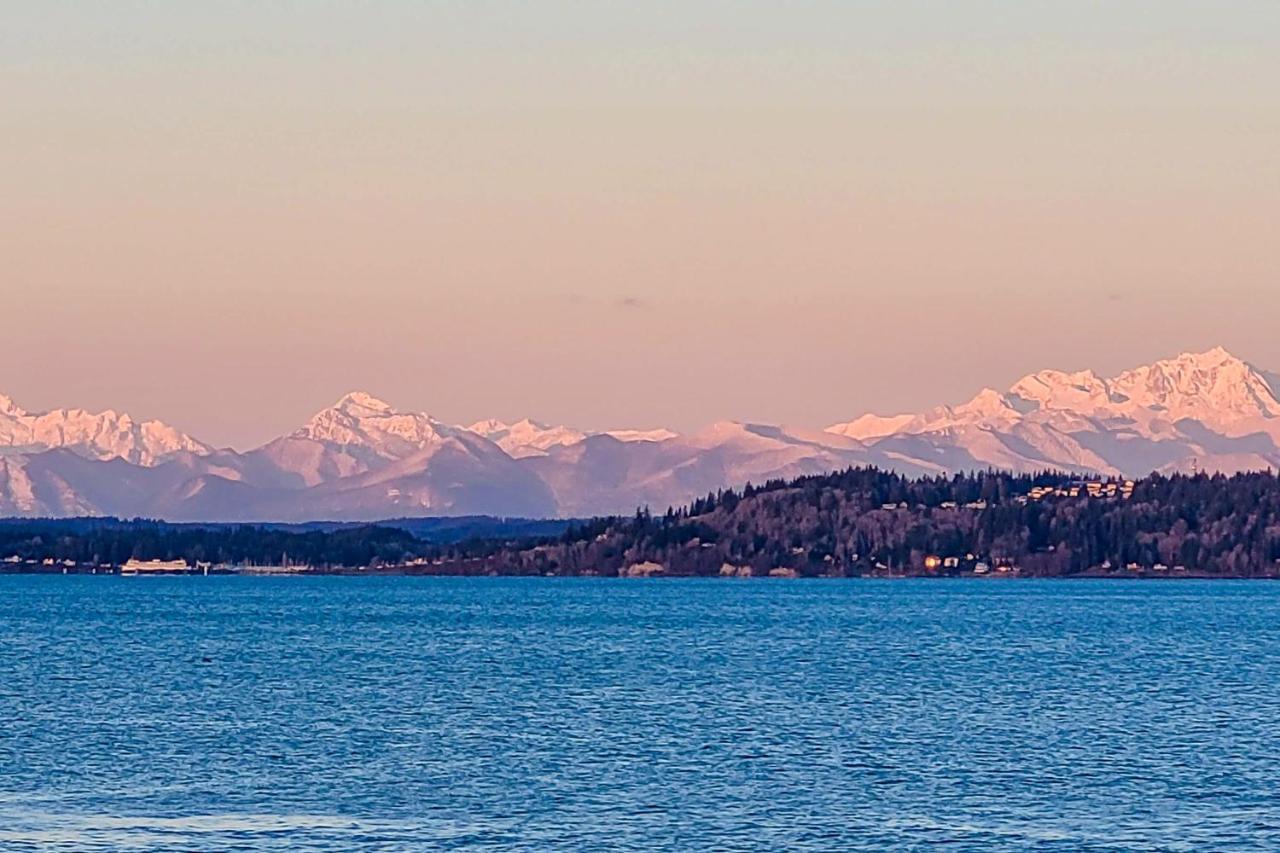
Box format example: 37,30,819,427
3,1,1277,450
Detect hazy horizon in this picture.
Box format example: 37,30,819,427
6,2,1277,450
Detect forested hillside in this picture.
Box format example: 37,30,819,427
428,468,1280,577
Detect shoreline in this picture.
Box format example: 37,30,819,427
2,566,1277,580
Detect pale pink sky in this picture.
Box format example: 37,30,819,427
3,2,1278,449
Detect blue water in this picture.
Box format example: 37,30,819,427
2,578,1279,851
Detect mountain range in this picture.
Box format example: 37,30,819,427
3,347,1279,520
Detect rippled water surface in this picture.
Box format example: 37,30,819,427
2,577,1279,851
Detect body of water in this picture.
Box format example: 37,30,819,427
1,577,1278,850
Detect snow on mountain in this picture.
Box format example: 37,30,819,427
0,394,211,466
828,347,1280,478
5,348,1280,521
467,418,587,458
161,432,557,522
526,421,929,517
293,391,460,455
825,413,916,442
0,456,40,515
1108,346,1280,425
1007,368,1116,414
827,389,1026,441
601,428,679,443
466,418,677,457
0,449,208,518
200,393,559,518
252,392,472,487
267,432,556,521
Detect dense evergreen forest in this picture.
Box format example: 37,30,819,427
0,516,571,569
0,518,424,569
428,468,1280,578
4,468,1280,576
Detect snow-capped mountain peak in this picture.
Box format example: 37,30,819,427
997,347,1280,426
602,427,679,443
1107,347,1280,423
467,418,509,436
467,418,587,458
0,394,211,466
955,388,1023,420
294,393,456,452
1008,368,1113,412
825,413,915,442
825,346,1280,481
0,394,25,417
466,417,678,457
890,388,1023,434
6,345,1280,521
332,391,396,416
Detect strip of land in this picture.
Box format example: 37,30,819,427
3,468,1280,578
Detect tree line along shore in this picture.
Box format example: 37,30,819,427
3,468,1280,578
